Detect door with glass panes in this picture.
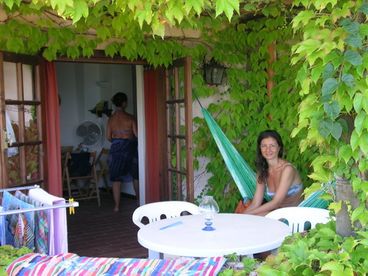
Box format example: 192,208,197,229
165,57,193,202
0,52,44,189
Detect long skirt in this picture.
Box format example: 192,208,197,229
108,138,138,181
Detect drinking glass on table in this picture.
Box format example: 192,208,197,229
199,195,219,231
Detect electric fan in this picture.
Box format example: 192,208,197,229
76,121,102,147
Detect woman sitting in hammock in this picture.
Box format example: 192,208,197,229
240,130,303,216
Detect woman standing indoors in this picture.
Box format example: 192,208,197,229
107,92,139,212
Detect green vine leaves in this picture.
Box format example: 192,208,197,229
257,222,368,274
0,0,242,62
291,0,368,224
192,11,318,212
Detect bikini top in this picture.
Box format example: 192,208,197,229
266,183,303,198
265,162,302,198
112,129,132,135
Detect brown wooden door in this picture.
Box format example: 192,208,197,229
165,57,193,202
0,52,44,189
143,58,193,203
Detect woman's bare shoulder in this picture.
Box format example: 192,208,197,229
280,162,298,176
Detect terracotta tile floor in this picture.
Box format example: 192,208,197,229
67,191,147,258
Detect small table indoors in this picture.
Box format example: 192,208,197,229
137,213,291,258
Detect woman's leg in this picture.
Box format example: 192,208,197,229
133,179,139,202
112,181,121,212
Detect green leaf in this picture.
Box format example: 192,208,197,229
321,78,338,100
359,2,368,15
151,19,165,37
51,0,73,13
96,27,111,40
363,92,368,112
323,63,334,80
166,2,184,24
331,121,343,140
105,43,118,57
292,10,315,29
355,112,366,135
324,101,340,120
350,131,359,150
66,46,80,59
70,0,89,23
310,64,324,84
341,74,355,87
339,145,352,163
262,5,280,17
319,119,332,138
215,0,239,20
345,34,362,48
360,132,368,154
294,39,321,55
360,24,368,37
353,93,363,113
318,119,342,140
351,205,366,223
184,0,204,15
3,0,16,9
344,50,362,66
340,19,360,34
312,0,338,10
321,261,345,273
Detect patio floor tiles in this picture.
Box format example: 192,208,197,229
67,192,147,258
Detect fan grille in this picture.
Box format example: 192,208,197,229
76,121,102,146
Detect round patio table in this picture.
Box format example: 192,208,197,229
137,213,291,258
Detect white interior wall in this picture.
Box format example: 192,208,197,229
56,62,137,195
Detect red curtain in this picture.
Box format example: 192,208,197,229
43,62,62,196
144,69,160,203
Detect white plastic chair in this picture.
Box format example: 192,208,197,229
132,201,200,228
132,201,200,258
265,207,331,233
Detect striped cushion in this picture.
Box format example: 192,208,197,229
7,253,226,275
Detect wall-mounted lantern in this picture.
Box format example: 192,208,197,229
203,59,226,86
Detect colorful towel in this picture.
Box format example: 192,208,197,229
15,191,49,254
2,191,35,250
28,188,68,255
7,253,226,276
0,206,5,245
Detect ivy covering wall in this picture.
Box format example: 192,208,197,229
193,10,318,212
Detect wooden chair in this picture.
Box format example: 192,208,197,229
95,148,110,192
61,146,73,191
63,151,101,207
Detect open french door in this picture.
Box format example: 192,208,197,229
0,52,45,189
143,57,193,203
165,57,194,202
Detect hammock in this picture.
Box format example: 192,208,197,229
201,107,332,209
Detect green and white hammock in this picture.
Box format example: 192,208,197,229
201,107,333,209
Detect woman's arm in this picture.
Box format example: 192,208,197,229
132,118,138,138
244,166,296,216
243,181,265,213
106,118,112,142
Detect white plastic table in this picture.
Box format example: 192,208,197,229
137,213,291,258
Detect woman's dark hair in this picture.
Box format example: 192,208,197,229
111,92,127,107
255,129,284,184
